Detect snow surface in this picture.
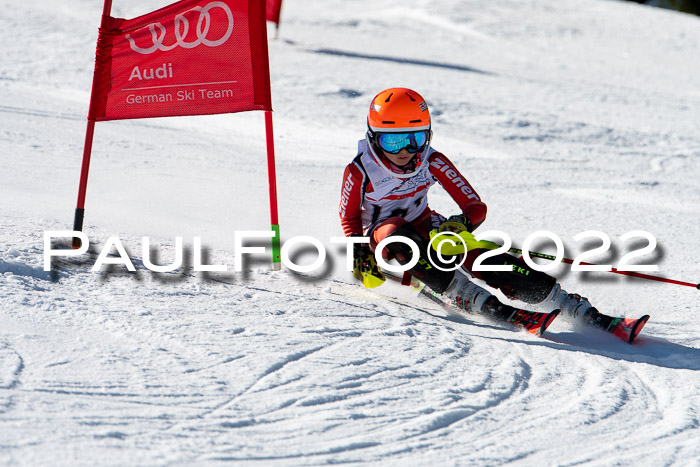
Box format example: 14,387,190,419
1,0,700,465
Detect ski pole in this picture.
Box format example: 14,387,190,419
506,246,699,290
429,230,699,290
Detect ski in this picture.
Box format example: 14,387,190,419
481,296,560,336
513,308,561,336
384,272,560,337
586,311,650,344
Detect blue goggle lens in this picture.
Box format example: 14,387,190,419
377,131,428,154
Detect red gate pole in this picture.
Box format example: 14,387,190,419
265,110,281,270
72,0,113,249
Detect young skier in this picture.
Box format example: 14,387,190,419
339,87,645,340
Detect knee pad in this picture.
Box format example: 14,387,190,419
370,217,407,259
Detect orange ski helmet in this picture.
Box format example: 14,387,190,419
367,88,431,133
366,88,432,178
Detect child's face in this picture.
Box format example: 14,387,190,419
382,148,416,167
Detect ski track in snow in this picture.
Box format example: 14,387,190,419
1,0,699,465
1,224,698,465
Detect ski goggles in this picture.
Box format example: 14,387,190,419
376,131,429,154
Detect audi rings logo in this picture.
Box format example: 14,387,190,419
126,1,234,55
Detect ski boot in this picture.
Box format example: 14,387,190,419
447,274,559,336
541,284,649,343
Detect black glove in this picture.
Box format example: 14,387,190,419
438,214,474,234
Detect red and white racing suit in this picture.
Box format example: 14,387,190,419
339,139,556,303
339,139,487,245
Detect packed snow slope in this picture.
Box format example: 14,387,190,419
1,0,699,465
